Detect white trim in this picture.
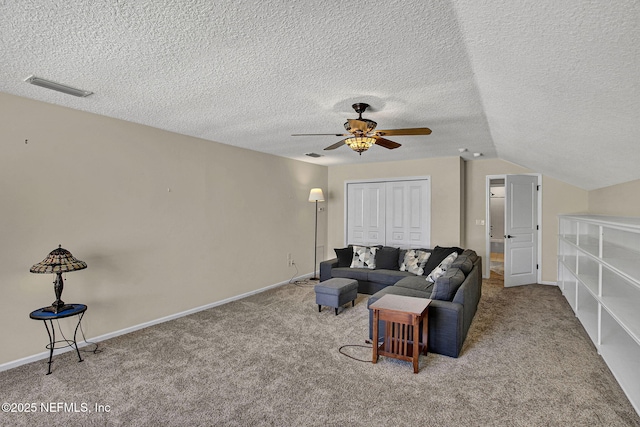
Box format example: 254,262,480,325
0,273,312,373
485,175,505,279
539,280,557,286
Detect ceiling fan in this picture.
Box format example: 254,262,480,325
292,103,432,155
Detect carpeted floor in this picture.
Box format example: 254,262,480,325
1,273,639,426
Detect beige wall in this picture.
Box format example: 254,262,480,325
0,92,327,365
588,179,640,216
327,157,464,255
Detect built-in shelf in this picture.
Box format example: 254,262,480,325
558,214,640,416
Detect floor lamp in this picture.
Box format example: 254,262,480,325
309,188,325,280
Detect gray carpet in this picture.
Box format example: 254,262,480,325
2,274,639,426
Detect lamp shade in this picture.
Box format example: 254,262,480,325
308,188,325,202
345,136,376,154
30,245,87,274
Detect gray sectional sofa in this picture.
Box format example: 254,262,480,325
319,246,482,358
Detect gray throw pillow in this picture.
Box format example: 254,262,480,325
375,246,400,270
430,268,466,301
461,249,478,263
398,249,407,269
450,255,473,274
334,247,353,267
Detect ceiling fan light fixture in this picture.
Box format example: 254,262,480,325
344,119,377,133
25,75,93,97
345,136,376,154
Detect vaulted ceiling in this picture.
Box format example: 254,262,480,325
1,1,639,190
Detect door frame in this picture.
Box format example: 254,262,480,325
344,176,431,247
484,174,542,282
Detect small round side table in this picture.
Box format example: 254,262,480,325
29,304,87,375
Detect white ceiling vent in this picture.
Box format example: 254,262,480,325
25,75,93,97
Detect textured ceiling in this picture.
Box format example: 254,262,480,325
1,1,638,190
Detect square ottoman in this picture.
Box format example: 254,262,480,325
314,278,358,315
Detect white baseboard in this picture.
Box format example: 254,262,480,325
0,273,312,373
539,280,557,286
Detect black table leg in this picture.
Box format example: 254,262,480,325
43,320,54,375
72,312,84,363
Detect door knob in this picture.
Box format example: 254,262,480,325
505,235,514,239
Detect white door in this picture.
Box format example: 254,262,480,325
385,180,430,248
347,183,386,246
504,175,539,287
346,179,430,248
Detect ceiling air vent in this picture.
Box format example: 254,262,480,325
25,75,93,97
305,153,323,158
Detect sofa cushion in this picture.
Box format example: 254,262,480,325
350,245,379,269
400,249,431,275
450,254,474,274
430,267,466,301
375,246,400,270
422,246,464,276
461,249,478,263
334,247,353,267
368,269,414,286
426,251,459,283
331,267,370,282
395,276,436,293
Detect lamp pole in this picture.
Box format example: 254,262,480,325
309,188,325,280
313,198,319,280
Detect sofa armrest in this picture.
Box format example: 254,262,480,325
427,300,464,358
320,258,339,282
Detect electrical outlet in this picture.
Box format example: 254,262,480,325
287,253,293,267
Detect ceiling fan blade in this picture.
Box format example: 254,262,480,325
347,119,369,133
373,137,401,149
324,139,347,150
374,127,432,136
292,133,349,136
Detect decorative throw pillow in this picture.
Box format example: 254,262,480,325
398,249,407,269
460,249,478,263
430,267,466,301
422,246,464,276
334,247,353,267
375,246,400,270
350,245,379,269
450,254,473,274
400,249,431,275
426,251,459,283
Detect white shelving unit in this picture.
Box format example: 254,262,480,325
558,214,640,415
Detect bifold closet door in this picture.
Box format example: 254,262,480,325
385,180,430,249
347,182,386,246
346,179,430,249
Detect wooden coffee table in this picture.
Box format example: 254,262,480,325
370,294,431,373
